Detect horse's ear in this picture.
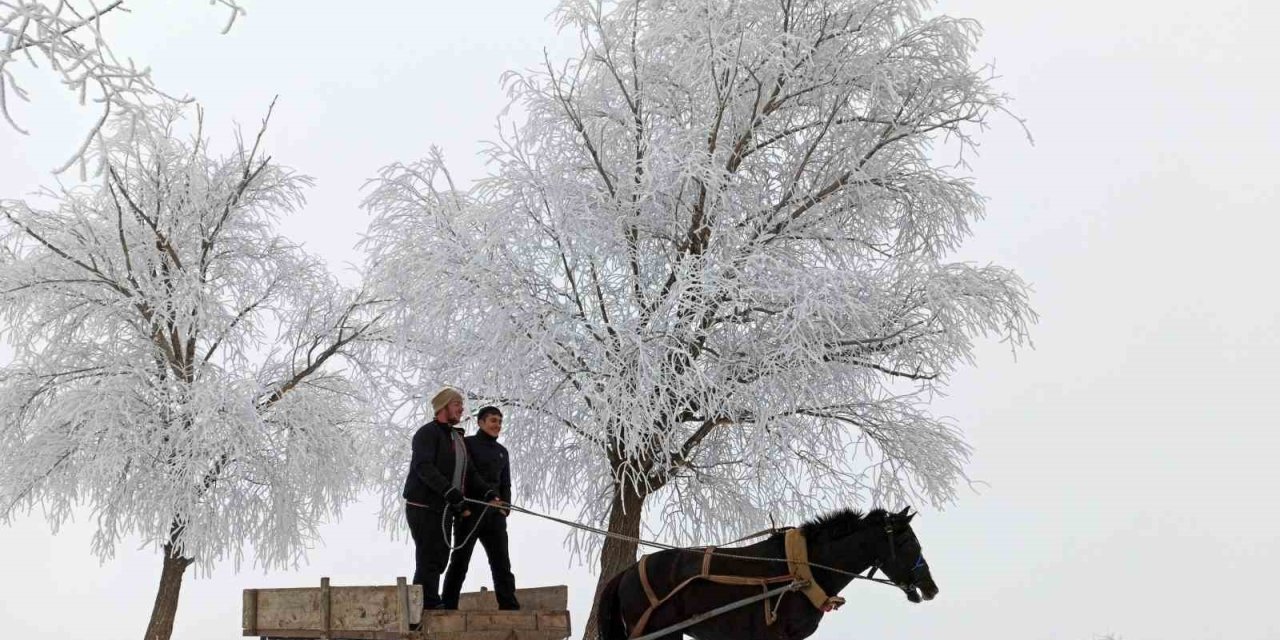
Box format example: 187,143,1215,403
897,506,911,517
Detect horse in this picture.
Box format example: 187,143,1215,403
596,507,938,640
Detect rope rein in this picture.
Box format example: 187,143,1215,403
627,580,808,640
441,502,496,551
461,497,899,588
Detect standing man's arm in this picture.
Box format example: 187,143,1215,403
413,428,456,499
499,446,512,505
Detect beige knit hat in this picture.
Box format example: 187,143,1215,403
431,387,464,414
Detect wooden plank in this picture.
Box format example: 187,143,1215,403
243,628,414,639
465,611,540,632
535,610,571,633
331,587,419,631
255,585,419,632
254,587,322,630
395,577,410,633
242,589,258,635
409,584,423,625
425,631,569,640
418,610,467,633
417,609,571,635
246,614,568,640
321,577,332,639
457,585,568,611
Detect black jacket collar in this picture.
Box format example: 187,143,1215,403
429,419,464,435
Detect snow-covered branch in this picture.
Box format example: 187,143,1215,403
1,0,247,175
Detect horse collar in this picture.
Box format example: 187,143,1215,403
784,529,844,612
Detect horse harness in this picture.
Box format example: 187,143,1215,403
865,519,928,590
628,528,846,638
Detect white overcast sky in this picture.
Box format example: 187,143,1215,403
2,2,1278,639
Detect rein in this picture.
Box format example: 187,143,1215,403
462,497,901,589
440,502,494,551
627,580,808,640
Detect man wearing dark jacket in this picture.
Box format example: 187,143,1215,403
404,388,501,610
440,406,521,610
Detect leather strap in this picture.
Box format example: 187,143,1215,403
638,554,659,606
628,549,795,638
631,554,662,638
626,530,843,638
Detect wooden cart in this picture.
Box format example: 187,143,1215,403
242,578,572,640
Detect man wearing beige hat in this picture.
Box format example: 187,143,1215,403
403,387,501,610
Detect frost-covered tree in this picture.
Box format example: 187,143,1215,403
361,0,1033,633
1,0,245,174
0,104,384,640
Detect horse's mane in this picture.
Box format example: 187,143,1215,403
798,507,890,540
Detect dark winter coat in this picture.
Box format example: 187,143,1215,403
462,431,511,504
402,420,497,510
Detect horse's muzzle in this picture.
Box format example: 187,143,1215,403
918,580,939,601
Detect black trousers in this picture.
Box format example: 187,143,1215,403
406,503,452,608
441,511,520,610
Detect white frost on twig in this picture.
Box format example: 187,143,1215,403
1,0,246,175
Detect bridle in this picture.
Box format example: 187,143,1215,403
865,519,929,598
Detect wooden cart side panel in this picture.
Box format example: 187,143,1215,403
457,585,568,612
461,611,539,632
419,610,571,637
245,626,567,640
248,585,424,633
253,587,323,631
426,631,570,640
243,629,415,639
330,586,426,631
537,610,571,634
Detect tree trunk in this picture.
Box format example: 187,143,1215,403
143,543,192,640
582,484,648,640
